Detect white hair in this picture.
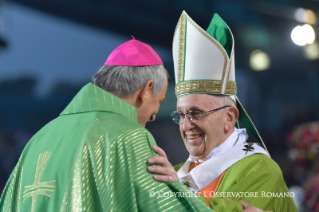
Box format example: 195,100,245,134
93,65,168,98
209,94,237,113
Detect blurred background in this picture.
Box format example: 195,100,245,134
0,0,318,211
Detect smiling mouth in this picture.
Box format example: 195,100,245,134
187,134,203,139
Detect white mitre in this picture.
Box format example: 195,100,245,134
172,11,269,153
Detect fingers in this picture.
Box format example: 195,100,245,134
147,165,170,175
238,200,250,209
147,165,178,182
153,174,175,182
239,200,267,212
152,146,167,158
147,146,179,182
148,155,171,167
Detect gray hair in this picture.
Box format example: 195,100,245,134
93,65,168,98
209,94,237,114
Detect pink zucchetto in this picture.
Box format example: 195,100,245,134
104,36,163,66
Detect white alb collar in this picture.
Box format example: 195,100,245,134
188,128,248,163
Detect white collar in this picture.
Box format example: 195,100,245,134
177,128,270,192
188,128,248,163
178,142,270,192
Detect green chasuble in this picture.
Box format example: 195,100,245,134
175,154,298,212
0,83,212,212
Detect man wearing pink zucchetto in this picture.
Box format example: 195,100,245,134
0,37,214,212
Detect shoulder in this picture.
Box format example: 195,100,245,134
93,113,146,133
238,154,281,170
87,113,152,143
229,153,283,180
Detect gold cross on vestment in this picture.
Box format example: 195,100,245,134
244,142,255,155
23,151,55,212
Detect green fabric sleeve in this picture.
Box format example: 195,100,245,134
199,194,243,212
212,154,297,212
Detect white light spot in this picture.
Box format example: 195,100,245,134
294,8,316,24
303,42,319,60
250,50,271,71
295,8,306,23
291,24,315,46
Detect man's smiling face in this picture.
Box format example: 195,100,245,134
177,94,230,159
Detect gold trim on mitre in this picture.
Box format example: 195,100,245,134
175,80,237,96
173,11,229,86
177,13,187,83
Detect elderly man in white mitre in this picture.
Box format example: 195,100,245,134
148,11,298,212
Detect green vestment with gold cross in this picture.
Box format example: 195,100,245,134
0,83,212,212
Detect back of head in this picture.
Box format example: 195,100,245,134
93,65,168,98
93,37,168,98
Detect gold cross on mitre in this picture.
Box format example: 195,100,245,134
23,151,55,212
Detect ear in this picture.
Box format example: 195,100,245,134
224,106,239,132
138,80,154,103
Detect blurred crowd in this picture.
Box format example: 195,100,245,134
286,122,319,211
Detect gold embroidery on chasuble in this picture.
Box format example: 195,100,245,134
23,151,55,212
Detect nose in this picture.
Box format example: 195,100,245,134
181,115,195,131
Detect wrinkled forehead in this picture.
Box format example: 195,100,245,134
176,93,219,111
